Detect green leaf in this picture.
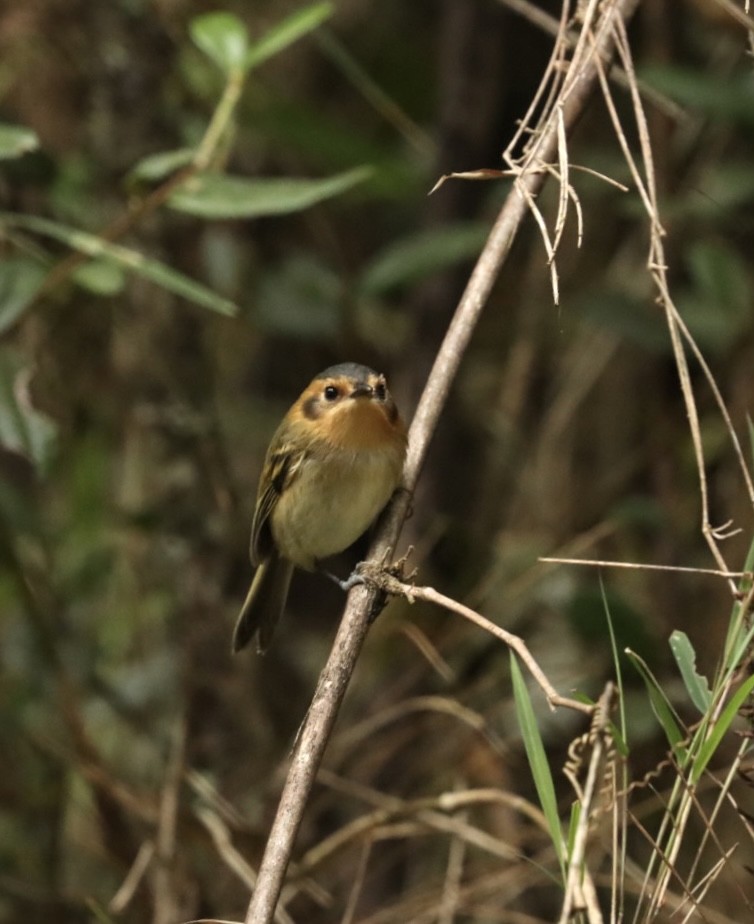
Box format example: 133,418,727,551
669,631,712,713
693,674,754,782
169,166,371,219
190,12,250,75
0,258,46,333
626,649,687,759
360,223,490,296
72,259,126,296
0,213,237,316
245,2,334,70
510,653,565,873
0,348,57,473
0,123,39,160
128,148,194,184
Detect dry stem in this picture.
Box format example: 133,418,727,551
363,567,592,715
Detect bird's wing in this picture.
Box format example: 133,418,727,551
250,445,306,565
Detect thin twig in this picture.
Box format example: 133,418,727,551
593,16,754,917
367,572,592,714
540,556,753,581
299,775,548,876
109,841,156,914
706,0,754,30
195,807,258,891
330,694,506,761
242,3,641,920
594,23,740,601
559,683,616,924
438,788,468,924
494,0,690,122
152,719,186,924
340,836,373,924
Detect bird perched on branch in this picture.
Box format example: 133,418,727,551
233,362,407,654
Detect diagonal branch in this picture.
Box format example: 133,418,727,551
362,570,592,714
243,1,641,921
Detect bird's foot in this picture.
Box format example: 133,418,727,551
324,547,416,593
321,549,417,625
322,568,367,592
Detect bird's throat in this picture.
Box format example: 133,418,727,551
326,401,397,451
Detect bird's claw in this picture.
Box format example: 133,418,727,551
336,570,367,592
323,547,416,597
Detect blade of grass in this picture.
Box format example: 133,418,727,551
601,575,628,742
693,673,754,783
722,532,754,670
510,652,565,874
626,648,687,760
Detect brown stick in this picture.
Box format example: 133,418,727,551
243,2,641,920
373,577,593,714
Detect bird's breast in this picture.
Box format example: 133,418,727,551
270,443,402,569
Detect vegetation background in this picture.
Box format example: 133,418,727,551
1,0,754,922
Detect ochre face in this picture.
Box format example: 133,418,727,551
298,367,404,451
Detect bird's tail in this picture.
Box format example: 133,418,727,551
232,554,294,654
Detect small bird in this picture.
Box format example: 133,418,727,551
233,362,407,653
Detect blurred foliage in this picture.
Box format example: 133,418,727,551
0,1,753,922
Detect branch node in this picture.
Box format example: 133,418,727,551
356,547,419,606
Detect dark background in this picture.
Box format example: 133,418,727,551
1,1,753,921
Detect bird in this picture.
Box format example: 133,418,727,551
232,362,408,654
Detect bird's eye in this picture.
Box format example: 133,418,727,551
374,380,387,401
323,384,340,401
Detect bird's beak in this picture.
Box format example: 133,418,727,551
350,383,373,399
